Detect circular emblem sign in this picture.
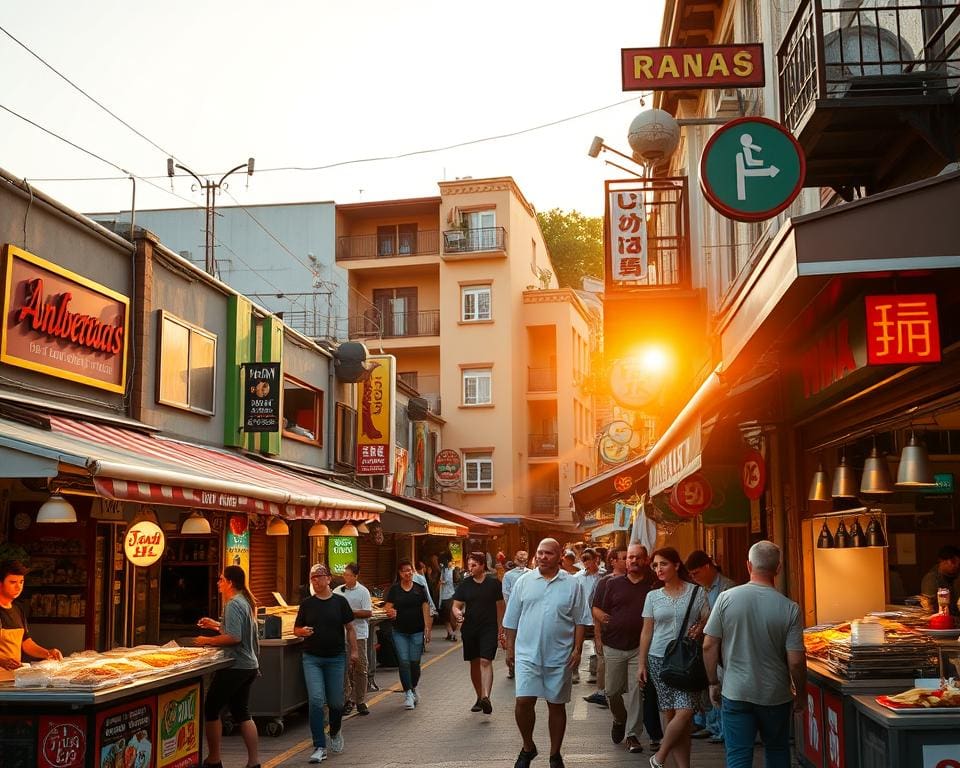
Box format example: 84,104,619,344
434,449,462,487
599,435,630,465
41,720,85,768
741,449,767,501
613,474,634,493
700,116,806,223
672,472,714,517
609,359,660,410
124,520,165,567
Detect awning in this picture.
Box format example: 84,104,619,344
372,493,504,537
336,486,468,538
0,413,382,521
487,515,583,537
586,521,623,540
570,457,647,517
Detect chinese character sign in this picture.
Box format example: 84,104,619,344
356,354,396,475
607,188,648,282
866,294,941,365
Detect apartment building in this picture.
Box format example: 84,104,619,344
336,177,598,522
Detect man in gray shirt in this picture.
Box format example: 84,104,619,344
703,540,806,768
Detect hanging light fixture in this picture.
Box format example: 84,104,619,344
850,517,867,547
832,451,858,498
180,510,211,535
816,521,835,548
865,515,887,547
308,521,330,537
36,493,77,524
357,522,370,534
266,516,290,536
338,521,360,537
860,442,894,494
808,459,832,502
834,518,851,548
896,431,935,487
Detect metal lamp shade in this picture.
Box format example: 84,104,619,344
860,447,894,494
808,462,832,502
338,522,360,537
36,493,78,524
831,455,859,498
180,510,211,535
866,516,887,547
357,522,370,534
308,521,330,537
896,433,934,487
850,518,867,547
834,518,851,548
816,521,835,548
266,517,290,536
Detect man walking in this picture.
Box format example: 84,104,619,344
501,550,532,679
592,543,656,754
334,562,373,716
572,547,602,685
703,541,806,768
583,548,627,708
504,538,592,768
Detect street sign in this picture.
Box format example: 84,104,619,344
700,116,805,222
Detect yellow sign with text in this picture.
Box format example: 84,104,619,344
356,354,396,475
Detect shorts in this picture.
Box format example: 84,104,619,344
514,659,572,704
204,667,259,723
462,625,499,661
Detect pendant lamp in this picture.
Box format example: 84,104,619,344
808,460,832,502
308,521,330,537
357,522,370,534
896,431,935,487
266,516,290,536
834,518,851,548
816,521,835,548
865,515,887,547
36,493,78,524
180,510,211,535
850,518,867,547
338,521,360,537
860,443,894,494
831,452,858,498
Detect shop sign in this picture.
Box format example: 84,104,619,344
355,354,396,475
157,683,199,768
649,418,702,496
622,44,765,91
1,244,129,393
799,316,865,399
241,362,281,432
606,186,648,283
613,474,634,493
391,446,409,495
123,520,165,567
599,434,630,465
435,448,462,487
328,535,357,576
926,473,955,495
413,421,428,490
822,691,845,768
38,716,85,768
95,696,155,768
865,293,941,365
670,472,713,518
923,745,960,768
449,541,463,569
802,682,823,765
740,449,766,501
225,515,250,574
609,357,661,409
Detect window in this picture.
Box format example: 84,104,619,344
462,368,492,405
464,453,493,491
334,403,357,466
461,286,492,321
377,223,418,256
157,311,217,415
465,210,496,249
282,376,323,445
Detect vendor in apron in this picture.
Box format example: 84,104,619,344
0,560,62,669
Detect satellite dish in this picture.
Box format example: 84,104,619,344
334,342,371,383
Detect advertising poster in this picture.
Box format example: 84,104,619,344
225,515,250,575
434,449,462,487
241,362,281,432
822,690,845,768
355,354,396,475
95,696,155,768
328,536,358,576
413,421,427,490
448,541,463,569
802,682,823,765
0,715,37,767
157,684,200,768
38,716,86,768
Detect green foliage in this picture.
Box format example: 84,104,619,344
537,208,603,289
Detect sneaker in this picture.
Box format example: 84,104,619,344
625,736,643,754
611,721,626,744
309,747,327,763
412,688,420,704
708,734,724,744
649,756,665,768
356,702,369,716
342,700,354,716
571,671,580,684
514,745,538,768
403,691,416,709
692,728,712,739
583,692,608,707
445,633,455,641
480,697,493,714
549,754,565,768
470,697,483,712
328,731,344,754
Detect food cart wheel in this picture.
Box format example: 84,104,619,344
221,714,235,736
265,718,285,737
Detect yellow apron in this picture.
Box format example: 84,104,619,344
0,623,25,665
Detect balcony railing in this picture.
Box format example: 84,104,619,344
531,494,559,517
528,367,557,392
442,226,506,254
348,309,440,339
336,230,440,260
529,433,559,458
397,373,441,416
279,310,339,341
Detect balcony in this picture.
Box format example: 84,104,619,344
529,433,559,458
530,494,559,518
337,230,440,260
528,367,557,393
778,0,959,194
348,309,440,339
442,226,506,255
397,373,441,416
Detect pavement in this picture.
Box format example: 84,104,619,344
217,640,785,767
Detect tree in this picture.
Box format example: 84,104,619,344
537,208,603,289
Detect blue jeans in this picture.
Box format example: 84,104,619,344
706,702,723,737
721,696,792,768
391,631,424,692
302,652,346,748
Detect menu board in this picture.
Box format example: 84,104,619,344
0,715,36,767
157,683,200,768
95,696,155,768
38,716,86,768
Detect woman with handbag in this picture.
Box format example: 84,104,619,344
637,547,710,768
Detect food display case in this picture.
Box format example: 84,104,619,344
852,689,960,767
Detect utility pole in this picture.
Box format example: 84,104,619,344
167,158,255,276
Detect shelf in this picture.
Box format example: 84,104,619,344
24,584,86,590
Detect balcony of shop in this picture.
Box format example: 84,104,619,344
528,433,559,458
347,309,440,341
337,229,440,261
441,226,507,257
778,0,960,196
397,372,441,416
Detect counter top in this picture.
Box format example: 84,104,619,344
0,658,232,707
852,694,960,728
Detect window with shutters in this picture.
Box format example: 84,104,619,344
461,285,492,321
462,368,492,405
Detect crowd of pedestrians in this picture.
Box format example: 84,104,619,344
194,537,806,768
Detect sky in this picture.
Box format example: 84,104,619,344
0,1,664,220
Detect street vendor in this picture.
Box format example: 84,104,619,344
0,560,62,669
921,544,960,616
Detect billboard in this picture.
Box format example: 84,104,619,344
355,354,396,475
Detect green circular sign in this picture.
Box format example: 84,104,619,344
699,116,806,222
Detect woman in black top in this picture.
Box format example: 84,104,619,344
384,559,432,710
451,552,504,714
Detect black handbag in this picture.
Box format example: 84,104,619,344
658,585,708,692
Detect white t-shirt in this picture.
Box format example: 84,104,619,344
642,581,708,658
333,582,373,640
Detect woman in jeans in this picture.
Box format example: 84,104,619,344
195,565,261,768
384,559,432,709
295,563,359,764
637,547,709,768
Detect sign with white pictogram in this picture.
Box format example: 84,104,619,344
740,449,766,501
670,472,713,518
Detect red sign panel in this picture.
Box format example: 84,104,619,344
622,44,765,91
1,244,129,393
671,472,713,517
434,448,462,487
741,449,766,501
803,682,824,765
38,716,86,768
823,690,845,768
865,294,941,365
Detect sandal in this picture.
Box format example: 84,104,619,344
649,757,664,768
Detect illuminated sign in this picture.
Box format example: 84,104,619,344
622,44,764,91
607,187,648,282
865,294,941,365
356,354,396,475
123,521,166,567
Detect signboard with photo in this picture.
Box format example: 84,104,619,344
241,362,281,432
225,515,250,574
94,696,155,768
157,683,200,768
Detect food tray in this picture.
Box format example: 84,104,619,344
876,695,960,714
